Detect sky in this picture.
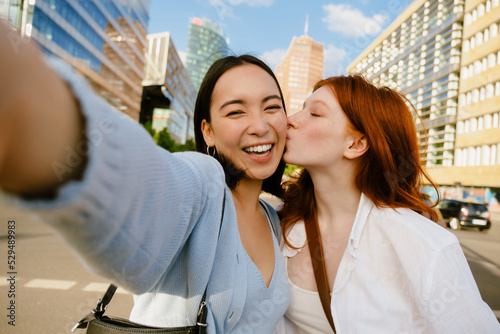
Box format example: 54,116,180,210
147,0,415,77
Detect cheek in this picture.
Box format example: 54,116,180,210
272,113,288,139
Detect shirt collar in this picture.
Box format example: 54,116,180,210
282,193,374,258
348,193,374,255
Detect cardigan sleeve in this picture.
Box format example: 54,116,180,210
422,241,500,333
0,57,226,294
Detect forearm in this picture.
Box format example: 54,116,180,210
0,23,85,197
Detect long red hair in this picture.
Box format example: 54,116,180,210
281,74,440,248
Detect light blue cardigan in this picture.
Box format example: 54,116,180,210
5,58,289,333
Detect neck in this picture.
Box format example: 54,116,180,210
307,162,361,229
231,178,264,214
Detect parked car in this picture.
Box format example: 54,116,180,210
436,199,491,231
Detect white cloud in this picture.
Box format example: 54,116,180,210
260,49,287,71
209,0,273,20
226,0,274,6
322,4,387,37
323,44,347,77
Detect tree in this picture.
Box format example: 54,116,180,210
178,139,196,152
141,121,156,138
156,128,177,152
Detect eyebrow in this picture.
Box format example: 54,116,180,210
219,99,244,111
219,95,282,111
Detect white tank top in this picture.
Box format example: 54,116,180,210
285,257,335,334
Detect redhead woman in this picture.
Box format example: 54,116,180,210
278,75,500,333
0,23,289,333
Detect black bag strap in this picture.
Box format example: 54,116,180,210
72,189,226,332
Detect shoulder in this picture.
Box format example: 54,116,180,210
369,204,458,250
259,198,281,238
172,151,225,187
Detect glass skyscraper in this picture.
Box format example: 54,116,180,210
0,0,150,121
185,17,229,90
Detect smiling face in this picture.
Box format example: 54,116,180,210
284,86,356,170
201,63,287,181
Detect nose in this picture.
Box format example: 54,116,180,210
248,113,270,136
287,113,298,130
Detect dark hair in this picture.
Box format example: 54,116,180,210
281,74,440,248
193,54,286,198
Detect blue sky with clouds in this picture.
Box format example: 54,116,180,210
147,0,415,76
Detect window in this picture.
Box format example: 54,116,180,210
472,89,479,103
469,147,476,166
457,120,464,133
480,87,486,101
485,114,492,129
476,146,482,166
487,84,494,98
478,116,484,130
465,119,470,132
455,148,462,166
482,145,490,165
489,54,496,68
492,144,497,165
477,32,483,46
471,117,478,132
491,23,498,38
494,113,499,127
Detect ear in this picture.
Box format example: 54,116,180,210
201,119,215,147
344,134,368,160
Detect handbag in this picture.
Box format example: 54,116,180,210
71,190,226,334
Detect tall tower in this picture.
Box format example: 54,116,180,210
1,0,151,121
185,17,229,90
276,17,324,114
142,32,197,143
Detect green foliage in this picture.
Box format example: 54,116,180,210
177,139,196,152
156,128,177,151
284,164,301,175
142,121,156,138
156,128,196,153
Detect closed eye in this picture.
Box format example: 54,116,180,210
265,105,282,111
226,110,244,117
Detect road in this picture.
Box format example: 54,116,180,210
0,199,499,333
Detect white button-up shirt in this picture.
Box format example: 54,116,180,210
277,193,500,334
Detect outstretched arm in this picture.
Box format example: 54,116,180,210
0,22,85,197
0,24,227,294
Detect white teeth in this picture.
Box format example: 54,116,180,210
244,144,272,153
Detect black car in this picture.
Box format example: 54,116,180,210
436,199,491,231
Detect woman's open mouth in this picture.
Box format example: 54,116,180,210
243,144,273,157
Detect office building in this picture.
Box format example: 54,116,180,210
276,24,324,114
1,0,150,121
449,0,500,190
142,31,197,143
185,17,229,90
347,0,500,205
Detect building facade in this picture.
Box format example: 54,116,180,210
347,0,500,205
1,0,150,121
142,31,197,143
276,35,324,114
185,17,229,90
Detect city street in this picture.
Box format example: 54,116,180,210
1,200,499,333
